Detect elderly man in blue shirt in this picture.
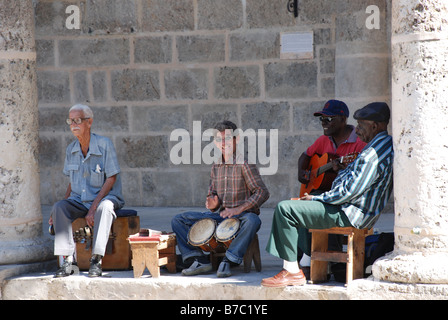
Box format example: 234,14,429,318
49,104,124,278
262,102,394,287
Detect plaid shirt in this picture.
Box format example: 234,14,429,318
208,153,270,215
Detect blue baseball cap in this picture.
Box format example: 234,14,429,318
354,102,390,123
314,100,349,117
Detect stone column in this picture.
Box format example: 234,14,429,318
0,1,53,265
373,0,448,284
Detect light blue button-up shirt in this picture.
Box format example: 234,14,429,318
312,131,394,229
63,133,125,210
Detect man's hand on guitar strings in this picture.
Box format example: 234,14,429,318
331,158,348,172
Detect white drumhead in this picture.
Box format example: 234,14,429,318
188,218,216,245
216,218,240,241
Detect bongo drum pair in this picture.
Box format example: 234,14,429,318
188,218,240,252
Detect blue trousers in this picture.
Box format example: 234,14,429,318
171,211,261,265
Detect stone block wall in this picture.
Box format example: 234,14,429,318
35,0,390,208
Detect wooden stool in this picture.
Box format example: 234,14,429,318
309,227,371,284
210,234,262,272
128,234,177,278
71,212,140,270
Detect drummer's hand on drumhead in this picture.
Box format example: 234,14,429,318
206,194,219,211
220,207,240,219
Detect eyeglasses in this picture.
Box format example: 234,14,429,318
319,116,335,123
214,136,234,143
66,118,90,125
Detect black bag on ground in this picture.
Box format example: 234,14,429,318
331,232,394,283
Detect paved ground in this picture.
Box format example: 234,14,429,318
39,204,394,277
1,205,395,301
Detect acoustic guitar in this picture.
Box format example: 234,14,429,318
299,152,359,197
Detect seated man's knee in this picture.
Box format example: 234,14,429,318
276,200,297,214
275,201,287,214
249,212,261,227
171,213,183,228
241,212,261,230
96,199,115,216
53,199,69,212
51,200,73,220
277,200,291,208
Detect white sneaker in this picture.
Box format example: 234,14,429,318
181,260,212,276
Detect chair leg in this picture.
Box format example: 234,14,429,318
243,234,261,272
352,229,366,280
346,232,354,283
210,247,226,270
310,231,329,283
252,235,262,272
346,228,366,284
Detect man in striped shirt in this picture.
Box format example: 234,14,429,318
262,102,393,287
172,121,270,278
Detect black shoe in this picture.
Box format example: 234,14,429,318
88,255,103,277
55,259,79,278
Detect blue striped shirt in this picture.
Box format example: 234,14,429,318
312,131,394,229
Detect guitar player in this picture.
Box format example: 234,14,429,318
298,100,366,186
296,100,366,278
262,102,393,287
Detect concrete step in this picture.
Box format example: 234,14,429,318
3,263,448,301
1,206,399,301
1,265,349,300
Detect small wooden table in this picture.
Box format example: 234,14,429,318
128,234,177,278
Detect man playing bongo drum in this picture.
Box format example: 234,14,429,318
171,120,270,278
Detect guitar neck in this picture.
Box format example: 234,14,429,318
316,162,333,176
316,154,349,176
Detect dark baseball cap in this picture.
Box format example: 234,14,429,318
354,102,390,123
314,100,349,117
